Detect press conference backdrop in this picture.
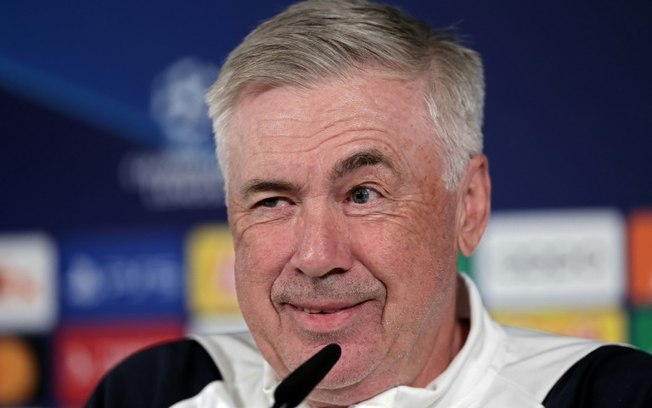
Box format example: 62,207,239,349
0,1,651,406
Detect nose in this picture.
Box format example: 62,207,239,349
289,204,353,278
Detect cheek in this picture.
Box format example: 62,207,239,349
368,199,458,304
233,236,279,340
233,225,292,306
380,200,456,259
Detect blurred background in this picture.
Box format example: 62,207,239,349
0,0,651,406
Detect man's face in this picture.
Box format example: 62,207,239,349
226,72,465,405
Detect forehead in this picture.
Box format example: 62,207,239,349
239,73,425,121
226,72,439,186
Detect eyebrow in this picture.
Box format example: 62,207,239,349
239,148,395,200
329,148,395,181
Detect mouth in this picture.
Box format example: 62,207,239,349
291,301,361,314
285,301,369,333
297,306,353,314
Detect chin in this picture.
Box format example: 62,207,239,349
307,356,398,407
308,379,390,408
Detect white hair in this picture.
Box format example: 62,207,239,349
207,0,484,195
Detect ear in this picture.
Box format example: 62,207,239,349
456,154,491,257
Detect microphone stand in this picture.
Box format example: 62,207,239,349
271,343,341,408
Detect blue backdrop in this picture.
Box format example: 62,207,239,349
0,0,650,226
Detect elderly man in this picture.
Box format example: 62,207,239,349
87,0,652,407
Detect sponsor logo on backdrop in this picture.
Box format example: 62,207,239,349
187,225,239,315
55,324,182,405
474,209,624,309
119,57,224,210
60,229,184,319
491,309,626,342
630,309,652,354
185,225,247,334
629,211,652,304
0,337,40,406
0,233,56,332
65,254,180,308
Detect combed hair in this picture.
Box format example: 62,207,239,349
207,0,485,192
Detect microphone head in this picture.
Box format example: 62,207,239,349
272,343,342,408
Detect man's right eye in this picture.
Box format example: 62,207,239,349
256,197,287,208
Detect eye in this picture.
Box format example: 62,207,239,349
348,186,380,204
256,197,290,208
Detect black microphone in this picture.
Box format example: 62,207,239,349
271,343,342,408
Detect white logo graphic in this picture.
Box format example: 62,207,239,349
150,57,218,150
474,209,624,309
119,57,225,210
67,255,105,307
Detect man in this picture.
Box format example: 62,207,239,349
87,0,652,407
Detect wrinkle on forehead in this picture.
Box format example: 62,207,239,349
226,72,440,188
231,72,426,132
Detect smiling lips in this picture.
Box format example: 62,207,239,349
300,308,342,314
286,301,368,333
292,302,360,315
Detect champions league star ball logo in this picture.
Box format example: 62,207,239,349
119,57,225,210
150,57,217,152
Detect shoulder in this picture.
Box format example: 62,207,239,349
494,326,652,407
498,325,604,401
543,344,652,408
86,338,223,408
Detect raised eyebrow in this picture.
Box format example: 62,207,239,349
241,179,297,201
330,148,396,181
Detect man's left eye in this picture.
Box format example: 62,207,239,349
349,186,379,204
